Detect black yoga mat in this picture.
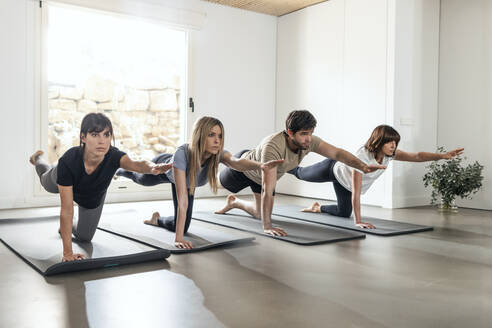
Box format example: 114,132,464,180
98,210,255,253
192,209,365,245
0,216,170,276
273,205,433,236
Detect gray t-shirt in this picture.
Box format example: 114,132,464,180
157,144,223,188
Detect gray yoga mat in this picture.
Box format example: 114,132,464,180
273,205,433,236
192,209,365,245
97,210,255,253
0,216,170,276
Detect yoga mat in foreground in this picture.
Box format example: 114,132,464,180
0,216,170,276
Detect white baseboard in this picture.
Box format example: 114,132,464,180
0,186,251,210
386,195,430,208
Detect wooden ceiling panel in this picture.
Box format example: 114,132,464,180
203,0,328,16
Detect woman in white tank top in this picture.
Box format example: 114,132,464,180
289,125,463,229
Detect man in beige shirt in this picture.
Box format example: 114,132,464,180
216,110,385,236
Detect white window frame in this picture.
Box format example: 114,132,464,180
33,0,201,204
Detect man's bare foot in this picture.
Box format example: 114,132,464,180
214,194,237,214
29,150,44,165
143,212,160,226
301,202,322,213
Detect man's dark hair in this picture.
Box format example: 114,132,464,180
285,110,317,134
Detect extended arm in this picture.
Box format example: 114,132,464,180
120,154,172,175
315,141,386,173
220,151,284,172
394,148,464,162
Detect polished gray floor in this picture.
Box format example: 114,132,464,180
1,195,491,328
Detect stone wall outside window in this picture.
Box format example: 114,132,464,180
47,75,181,163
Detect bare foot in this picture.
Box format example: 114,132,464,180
214,194,237,214
143,212,160,226
29,150,44,165
301,202,321,213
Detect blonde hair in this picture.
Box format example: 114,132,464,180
188,116,224,195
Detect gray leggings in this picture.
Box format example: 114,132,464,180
35,160,105,242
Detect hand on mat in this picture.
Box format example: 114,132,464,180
175,239,193,249
442,148,464,159
151,163,173,175
264,226,287,237
362,164,386,174
261,159,284,171
62,252,85,262
355,221,376,229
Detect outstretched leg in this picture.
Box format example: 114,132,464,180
288,158,337,183
116,168,166,186
29,150,59,193
290,158,351,217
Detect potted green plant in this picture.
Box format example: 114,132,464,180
422,147,484,212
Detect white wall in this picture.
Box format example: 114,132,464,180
389,0,440,208
275,0,441,208
275,0,390,206
0,0,277,209
438,0,492,210
3,0,488,211
187,1,276,153
0,0,31,208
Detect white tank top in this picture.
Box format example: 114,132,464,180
333,147,393,194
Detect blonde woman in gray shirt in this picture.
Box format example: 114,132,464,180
290,125,464,228
117,116,283,249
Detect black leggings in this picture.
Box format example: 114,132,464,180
116,154,194,233
159,183,194,233
219,149,264,194
288,159,352,218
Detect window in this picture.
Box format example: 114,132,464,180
39,2,188,195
